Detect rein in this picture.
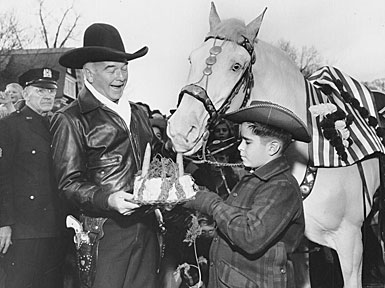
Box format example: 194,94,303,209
178,35,255,129
177,35,255,166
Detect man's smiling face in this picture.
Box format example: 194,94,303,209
87,61,128,102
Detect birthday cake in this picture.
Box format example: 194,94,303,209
133,156,197,204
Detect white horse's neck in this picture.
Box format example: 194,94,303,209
251,40,308,124
251,40,310,177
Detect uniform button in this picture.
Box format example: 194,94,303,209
94,226,99,230
232,192,238,197
29,195,35,200
100,171,105,175
31,150,36,154
213,237,218,242
210,262,214,267
280,268,286,274
50,144,53,148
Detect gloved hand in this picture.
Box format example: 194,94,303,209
184,190,222,215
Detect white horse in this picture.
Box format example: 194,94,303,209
167,3,384,287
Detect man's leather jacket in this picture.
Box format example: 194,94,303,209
50,87,162,218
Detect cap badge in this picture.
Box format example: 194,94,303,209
43,68,52,78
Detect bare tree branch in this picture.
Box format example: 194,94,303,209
53,5,71,48
36,0,80,48
276,39,324,78
365,79,385,93
38,0,50,48
59,14,80,48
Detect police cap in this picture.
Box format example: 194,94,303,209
18,68,60,89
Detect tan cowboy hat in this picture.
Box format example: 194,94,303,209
224,100,312,143
59,23,148,69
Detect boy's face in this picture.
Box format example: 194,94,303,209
238,122,271,168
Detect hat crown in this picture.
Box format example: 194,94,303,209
18,68,59,88
84,23,125,52
59,23,148,69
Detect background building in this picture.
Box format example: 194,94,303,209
0,48,80,111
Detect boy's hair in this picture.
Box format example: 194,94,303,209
247,122,293,152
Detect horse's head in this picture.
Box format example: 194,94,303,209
167,3,266,155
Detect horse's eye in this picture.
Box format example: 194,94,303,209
231,63,242,72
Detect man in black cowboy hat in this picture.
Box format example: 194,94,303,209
50,23,163,288
0,68,66,288
184,100,310,288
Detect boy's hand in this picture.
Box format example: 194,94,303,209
184,191,222,215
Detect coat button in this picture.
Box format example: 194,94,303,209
100,171,105,175
280,268,286,274
29,195,35,200
213,237,218,242
210,262,214,267
232,192,238,197
31,150,36,154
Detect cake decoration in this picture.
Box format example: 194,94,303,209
133,145,197,205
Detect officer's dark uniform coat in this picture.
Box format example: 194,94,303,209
0,106,63,239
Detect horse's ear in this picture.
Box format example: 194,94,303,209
246,7,267,42
209,2,221,32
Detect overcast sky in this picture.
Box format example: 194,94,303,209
4,0,385,114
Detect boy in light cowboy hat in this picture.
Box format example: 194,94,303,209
50,23,166,288
184,100,311,288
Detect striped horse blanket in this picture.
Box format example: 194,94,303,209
306,66,385,167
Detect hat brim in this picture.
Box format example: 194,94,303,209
150,118,167,130
59,46,148,69
208,137,240,155
30,82,58,89
224,102,311,143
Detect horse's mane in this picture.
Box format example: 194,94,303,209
207,18,249,42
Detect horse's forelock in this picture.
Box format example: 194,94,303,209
207,18,248,42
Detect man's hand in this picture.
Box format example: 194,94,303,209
0,226,12,254
0,91,12,105
0,91,16,113
108,191,139,216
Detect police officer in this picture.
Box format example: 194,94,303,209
0,68,66,288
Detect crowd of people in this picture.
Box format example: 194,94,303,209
1,21,382,288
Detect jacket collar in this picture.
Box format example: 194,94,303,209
77,87,139,120
19,105,51,141
78,87,103,114
19,105,42,119
251,156,291,181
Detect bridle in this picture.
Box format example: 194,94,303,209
177,35,255,165
177,35,255,130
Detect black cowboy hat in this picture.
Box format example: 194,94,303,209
59,23,148,69
150,117,167,130
224,100,312,143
